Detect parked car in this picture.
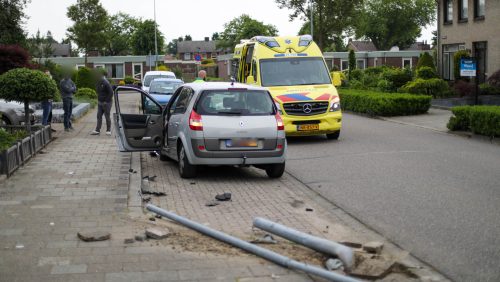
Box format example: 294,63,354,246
147,78,183,105
142,71,176,93
0,99,35,125
113,82,286,179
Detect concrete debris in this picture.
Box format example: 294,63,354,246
15,244,24,249
363,241,384,254
49,222,55,226
215,192,231,201
349,254,395,279
271,274,280,279
145,227,170,239
250,234,278,244
325,258,343,271
205,200,219,207
340,241,363,249
142,175,157,182
77,231,111,242
305,208,314,212
135,235,146,242
124,238,135,244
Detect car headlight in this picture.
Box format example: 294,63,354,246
13,108,25,115
329,97,341,112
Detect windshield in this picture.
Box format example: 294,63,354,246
149,81,182,95
260,57,331,87
144,75,175,86
196,90,274,116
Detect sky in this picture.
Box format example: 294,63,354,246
24,0,434,46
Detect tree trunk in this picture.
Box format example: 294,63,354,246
24,100,31,133
84,49,88,65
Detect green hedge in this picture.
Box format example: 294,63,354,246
400,78,451,98
447,106,500,136
338,89,431,116
75,87,97,100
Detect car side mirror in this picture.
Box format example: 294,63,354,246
246,75,255,84
137,82,143,87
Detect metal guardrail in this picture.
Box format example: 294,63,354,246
0,125,52,177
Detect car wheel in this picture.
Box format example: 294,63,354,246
326,131,340,140
1,115,11,126
265,162,285,178
178,144,197,178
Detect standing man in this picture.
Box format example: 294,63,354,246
60,73,76,132
41,70,54,129
91,71,113,136
194,70,207,82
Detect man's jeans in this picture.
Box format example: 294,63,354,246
41,100,52,126
96,101,112,132
62,97,73,129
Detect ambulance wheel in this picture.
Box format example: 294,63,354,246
326,131,340,140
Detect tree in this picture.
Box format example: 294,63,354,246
416,52,435,70
66,0,109,64
348,49,356,78
184,35,192,41
0,45,30,75
218,14,278,49
104,12,140,56
211,32,220,41
131,20,164,55
45,31,58,43
27,30,54,62
276,0,363,50
355,0,436,50
166,38,179,55
0,68,58,131
0,0,28,46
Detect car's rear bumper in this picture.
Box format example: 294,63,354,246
188,138,286,165
282,111,342,136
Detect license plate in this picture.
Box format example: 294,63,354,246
226,139,258,147
297,124,319,131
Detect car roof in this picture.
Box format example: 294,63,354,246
183,82,268,92
150,78,183,83
144,71,175,76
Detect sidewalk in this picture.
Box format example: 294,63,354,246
0,105,447,281
379,108,452,132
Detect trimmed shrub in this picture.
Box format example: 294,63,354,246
416,66,437,79
201,58,215,65
155,65,170,71
349,80,368,90
377,79,393,92
118,80,125,85
453,50,471,80
0,45,31,74
416,52,435,70
172,66,182,79
447,106,500,137
400,78,451,98
338,89,431,116
0,128,17,151
75,88,97,100
364,66,387,76
349,69,363,81
75,67,95,89
382,68,413,90
479,83,500,95
348,49,356,79
124,76,134,84
453,80,474,97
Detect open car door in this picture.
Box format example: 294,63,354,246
113,86,163,152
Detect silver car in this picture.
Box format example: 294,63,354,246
113,82,286,178
0,99,35,125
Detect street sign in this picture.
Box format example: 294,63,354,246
194,54,202,62
460,58,476,77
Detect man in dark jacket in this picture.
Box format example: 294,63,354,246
91,71,113,135
60,74,77,132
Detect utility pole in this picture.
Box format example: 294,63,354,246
310,0,314,38
154,0,158,69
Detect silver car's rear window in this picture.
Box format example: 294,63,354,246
196,90,274,116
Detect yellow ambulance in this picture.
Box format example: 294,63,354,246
231,35,342,139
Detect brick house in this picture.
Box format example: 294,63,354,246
437,0,499,81
177,38,229,61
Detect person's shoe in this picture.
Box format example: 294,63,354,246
90,131,100,135
64,128,70,132
69,127,75,131
106,131,111,136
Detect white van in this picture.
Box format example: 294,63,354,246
142,71,176,92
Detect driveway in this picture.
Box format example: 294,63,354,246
285,113,500,282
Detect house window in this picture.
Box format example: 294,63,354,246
105,63,124,79
211,53,217,59
94,64,104,69
340,60,349,71
374,58,378,67
402,58,412,68
459,0,468,21
444,0,453,23
356,59,365,69
184,52,191,60
474,0,485,18
76,64,85,70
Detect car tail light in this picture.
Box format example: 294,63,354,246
275,113,284,131
189,110,203,131
198,145,205,151
277,144,283,150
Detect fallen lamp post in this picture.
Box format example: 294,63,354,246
253,217,355,271
146,204,359,282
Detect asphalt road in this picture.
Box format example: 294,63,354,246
285,113,500,282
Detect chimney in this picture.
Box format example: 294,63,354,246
204,37,209,42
